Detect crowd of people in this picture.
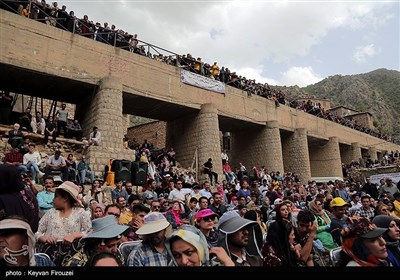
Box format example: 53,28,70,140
1,0,399,145
1,148,400,267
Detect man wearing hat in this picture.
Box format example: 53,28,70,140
217,211,263,266
126,212,172,266
64,215,128,266
329,197,350,246
143,192,154,208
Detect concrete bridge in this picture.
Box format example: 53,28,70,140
1,10,399,182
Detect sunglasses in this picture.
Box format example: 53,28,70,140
201,216,214,222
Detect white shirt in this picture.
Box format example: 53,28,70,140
168,188,191,201
90,130,101,144
23,151,41,165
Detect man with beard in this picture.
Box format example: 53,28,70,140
217,211,263,266
126,212,172,266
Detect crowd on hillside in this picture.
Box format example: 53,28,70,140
1,0,399,145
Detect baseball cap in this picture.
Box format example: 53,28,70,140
194,209,218,220
330,197,348,208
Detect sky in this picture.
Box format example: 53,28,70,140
65,0,399,87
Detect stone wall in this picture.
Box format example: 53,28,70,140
127,121,167,149
309,137,343,178
282,128,311,183
166,104,222,184
230,121,284,174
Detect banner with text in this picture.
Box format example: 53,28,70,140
181,69,225,94
369,172,400,184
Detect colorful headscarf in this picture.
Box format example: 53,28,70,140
165,225,209,266
341,218,388,267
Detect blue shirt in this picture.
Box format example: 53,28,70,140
36,190,55,211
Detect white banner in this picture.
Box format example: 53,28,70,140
369,172,400,184
181,69,225,94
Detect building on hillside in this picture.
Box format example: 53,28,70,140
328,106,375,130
344,112,375,130
327,105,359,118
297,97,331,111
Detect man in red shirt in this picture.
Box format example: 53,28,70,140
4,147,27,174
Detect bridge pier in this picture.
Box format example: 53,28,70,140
367,147,378,161
166,103,222,185
309,137,343,178
78,76,135,175
340,142,362,165
282,128,311,184
230,120,284,175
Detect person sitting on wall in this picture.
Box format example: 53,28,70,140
203,158,218,186
83,126,101,148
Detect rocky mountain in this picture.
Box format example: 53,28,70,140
277,68,400,139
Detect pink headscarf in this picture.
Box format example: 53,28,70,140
216,184,225,196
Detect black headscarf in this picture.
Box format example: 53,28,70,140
0,164,25,194
0,165,39,232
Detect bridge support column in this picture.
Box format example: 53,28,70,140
230,120,284,174
367,147,378,162
166,103,222,185
340,142,362,165
78,76,135,175
282,128,311,183
309,137,343,178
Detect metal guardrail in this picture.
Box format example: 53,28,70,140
1,0,399,144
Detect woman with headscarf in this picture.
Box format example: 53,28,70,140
165,200,188,229
91,203,105,220
83,179,107,206
262,219,301,267
339,217,390,266
372,215,400,266
262,202,300,266
0,165,39,232
309,200,338,251
165,225,234,266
